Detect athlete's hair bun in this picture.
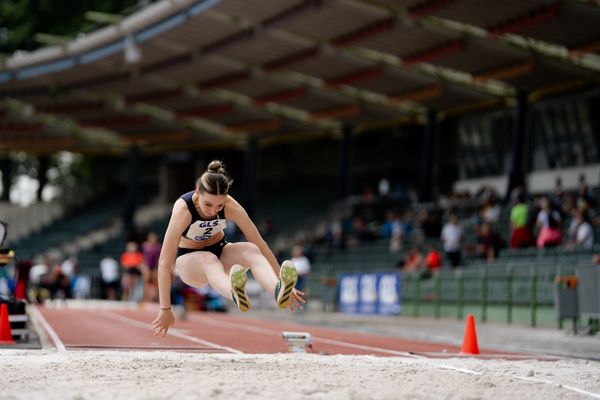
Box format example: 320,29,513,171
207,160,225,174
197,160,232,195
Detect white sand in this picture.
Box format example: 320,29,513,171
1,350,599,400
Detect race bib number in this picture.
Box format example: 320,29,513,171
185,219,227,241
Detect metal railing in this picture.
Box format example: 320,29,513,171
309,263,571,327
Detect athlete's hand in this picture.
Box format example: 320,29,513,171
289,288,306,312
152,309,175,338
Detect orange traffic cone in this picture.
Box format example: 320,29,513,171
460,313,479,355
0,303,16,345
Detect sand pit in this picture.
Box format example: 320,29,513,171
1,350,599,400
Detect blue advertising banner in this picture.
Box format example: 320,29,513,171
338,274,360,313
377,273,402,315
338,272,401,315
358,273,378,314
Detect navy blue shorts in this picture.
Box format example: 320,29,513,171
176,238,229,259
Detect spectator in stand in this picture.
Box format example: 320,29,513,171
380,211,395,239
60,256,77,280
561,192,576,218
142,232,162,302
378,178,390,198
425,244,441,275
48,262,72,299
120,241,146,302
13,259,32,300
567,208,594,250
510,192,533,248
415,209,442,244
258,217,274,237
577,180,596,210
403,246,426,277
441,212,463,268
99,255,120,300
389,212,407,253
477,222,503,261
290,245,311,295
536,197,562,248
361,185,375,203
481,198,500,225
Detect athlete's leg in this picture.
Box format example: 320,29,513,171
175,251,231,298
220,242,278,295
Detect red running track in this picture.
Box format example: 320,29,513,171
34,306,526,358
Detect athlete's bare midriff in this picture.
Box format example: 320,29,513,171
178,230,225,250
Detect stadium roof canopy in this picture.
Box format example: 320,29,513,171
0,0,599,154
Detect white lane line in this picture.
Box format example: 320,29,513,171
190,315,481,374
191,315,424,356
100,311,243,354
29,305,66,352
514,376,600,399
191,315,422,356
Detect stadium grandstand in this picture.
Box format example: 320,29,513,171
0,0,600,342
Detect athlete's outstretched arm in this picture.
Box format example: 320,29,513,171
152,200,190,337
224,195,306,311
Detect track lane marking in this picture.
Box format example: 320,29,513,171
188,314,482,375
513,376,600,399
100,311,243,354
29,305,66,352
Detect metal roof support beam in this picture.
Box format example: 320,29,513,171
205,87,341,131
88,8,424,123
84,11,124,24
197,12,428,113
227,118,282,134
487,3,560,36
33,33,71,46
135,57,343,132
203,52,424,114
76,43,336,138
350,0,600,72
0,98,123,150
345,45,515,97
407,0,463,17
473,59,535,82
115,48,343,133
202,9,514,98
77,89,245,145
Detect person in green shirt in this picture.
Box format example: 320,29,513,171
510,193,533,248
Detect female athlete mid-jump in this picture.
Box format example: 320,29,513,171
152,160,305,337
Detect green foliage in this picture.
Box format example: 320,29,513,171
0,0,143,53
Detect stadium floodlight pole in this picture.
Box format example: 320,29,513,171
350,0,600,73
